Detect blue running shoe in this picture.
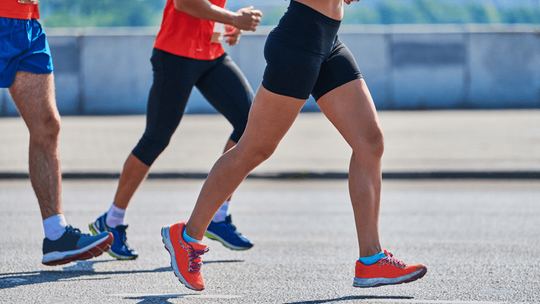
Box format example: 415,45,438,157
42,225,113,266
89,213,138,260
204,215,253,250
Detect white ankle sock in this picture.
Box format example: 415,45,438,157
212,200,230,222
106,203,126,228
43,214,68,241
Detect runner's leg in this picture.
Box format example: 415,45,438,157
317,79,383,258
9,71,62,220
185,86,306,239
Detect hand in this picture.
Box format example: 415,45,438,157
233,6,262,31
344,0,360,4
224,24,242,46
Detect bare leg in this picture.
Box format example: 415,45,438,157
317,79,383,258
186,86,306,239
111,154,150,209
223,139,236,202
112,137,237,210
9,71,62,220
223,139,236,154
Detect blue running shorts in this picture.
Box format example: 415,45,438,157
0,17,54,88
262,0,362,101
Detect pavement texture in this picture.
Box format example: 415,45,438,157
0,179,539,303
1,109,540,178
1,110,540,303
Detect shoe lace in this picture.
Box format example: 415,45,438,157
115,226,133,250
65,225,82,235
380,252,407,269
224,216,244,237
187,246,209,273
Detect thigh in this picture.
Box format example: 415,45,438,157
317,79,383,152
235,85,306,154
9,71,59,131
143,49,203,137
196,54,253,135
312,38,363,101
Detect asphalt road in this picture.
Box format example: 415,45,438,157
1,179,539,304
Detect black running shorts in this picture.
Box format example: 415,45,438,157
262,0,362,101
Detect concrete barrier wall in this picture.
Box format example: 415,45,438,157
1,24,539,116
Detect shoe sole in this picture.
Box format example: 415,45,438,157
161,225,204,291
204,231,253,251
353,267,427,288
42,232,113,266
89,222,138,260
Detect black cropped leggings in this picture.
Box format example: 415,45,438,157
132,49,253,166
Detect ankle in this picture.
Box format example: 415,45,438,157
106,203,126,228
358,251,385,265
43,214,67,240
182,227,202,243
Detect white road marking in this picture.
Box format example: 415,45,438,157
480,290,517,295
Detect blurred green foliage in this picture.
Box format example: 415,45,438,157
342,0,540,25
40,0,166,27
39,0,540,27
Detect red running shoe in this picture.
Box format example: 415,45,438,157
161,222,209,291
353,250,427,288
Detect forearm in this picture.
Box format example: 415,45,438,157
174,0,237,26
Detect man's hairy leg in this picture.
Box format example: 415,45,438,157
9,71,63,220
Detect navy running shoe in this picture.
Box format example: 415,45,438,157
42,225,113,266
89,213,138,260
204,215,253,250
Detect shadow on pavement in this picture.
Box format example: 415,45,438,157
0,259,244,291
121,294,241,304
203,259,244,264
123,295,183,304
119,295,414,304
284,295,414,304
0,260,170,290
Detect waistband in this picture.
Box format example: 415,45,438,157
288,0,341,28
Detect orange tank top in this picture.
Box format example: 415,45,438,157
0,0,40,20
153,0,227,60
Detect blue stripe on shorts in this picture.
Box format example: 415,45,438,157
0,17,54,88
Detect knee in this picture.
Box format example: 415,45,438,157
352,127,385,160
241,143,277,167
132,136,171,167
29,112,61,146
253,146,276,163
372,132,385,159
